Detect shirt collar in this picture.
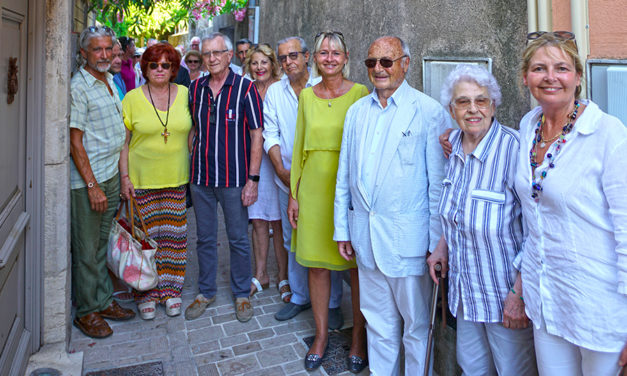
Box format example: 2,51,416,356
201,67,236,87
451,118,501,163
79,66,113,88
370,79,409,109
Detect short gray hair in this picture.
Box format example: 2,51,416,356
440,64,502,107
276,36,308,55
203,32,233,51
397,37,411,59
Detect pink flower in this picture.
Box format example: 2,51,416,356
233,8,246,22
116,10,124,23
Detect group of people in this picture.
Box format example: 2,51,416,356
69,23,626,376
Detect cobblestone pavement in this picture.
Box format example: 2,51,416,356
70,208,367,376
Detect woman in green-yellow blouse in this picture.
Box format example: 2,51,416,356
287,31,369,372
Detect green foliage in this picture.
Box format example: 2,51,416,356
90,0,248,43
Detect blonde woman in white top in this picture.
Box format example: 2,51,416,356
515,31,627,375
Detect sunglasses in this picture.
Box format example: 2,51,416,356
186,59,200,64
526,31,577,47
149,62,172,70
315,31,344,40
278,51,305,63
364,55,407,69
87,26,114,36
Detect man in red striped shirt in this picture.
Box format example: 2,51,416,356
185,32,263,323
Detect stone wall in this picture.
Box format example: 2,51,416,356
44,0,72,346
258,0,530,127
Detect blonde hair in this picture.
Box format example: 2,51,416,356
521,33,584,98
243,44,282,81
312,32,350,78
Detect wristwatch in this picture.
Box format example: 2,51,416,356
87,182,96,189
248,174,260,182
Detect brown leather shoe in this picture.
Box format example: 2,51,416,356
99,301,136,321
74,312,113,339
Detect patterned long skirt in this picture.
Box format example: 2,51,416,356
133,185,187,304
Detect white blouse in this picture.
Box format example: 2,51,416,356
514,100,627,352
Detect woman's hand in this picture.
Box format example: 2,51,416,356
120,175,135,201
439,128,454,158
502,291,529,329
337,241,354,261
426,236,448,284
503,273,529,329
619,340,627,372
287,195,299,229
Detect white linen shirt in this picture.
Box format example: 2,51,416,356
440,121,523,323
514,100,627,352
262,74,320,193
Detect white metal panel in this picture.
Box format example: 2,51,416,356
607,66,627,126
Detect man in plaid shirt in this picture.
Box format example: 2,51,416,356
69,26,135,339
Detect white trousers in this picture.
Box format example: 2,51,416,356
534,320,622,376
359,267,432,376
456,302,537,376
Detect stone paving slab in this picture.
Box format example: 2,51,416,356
70,208,368,376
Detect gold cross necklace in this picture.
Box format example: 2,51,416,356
147,83,171,143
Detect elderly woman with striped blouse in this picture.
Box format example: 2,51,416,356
427,64,537,376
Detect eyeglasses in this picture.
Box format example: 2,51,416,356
87,26,114,36
526,31,577,47
278,51,305,63
315,31,344,40
202,49,228,58
186,59,200,64
364,56,407,69
149,62,172,70
451,96,492,110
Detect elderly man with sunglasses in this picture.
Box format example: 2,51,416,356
69,26,136,339
334,36,451,375
185,32,264,323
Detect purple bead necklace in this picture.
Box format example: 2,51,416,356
529,100,580,201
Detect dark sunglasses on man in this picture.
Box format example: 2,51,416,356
364,55,407,69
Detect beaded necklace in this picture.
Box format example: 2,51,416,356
529,100,579,201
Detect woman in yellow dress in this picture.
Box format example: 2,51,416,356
287,31,369,372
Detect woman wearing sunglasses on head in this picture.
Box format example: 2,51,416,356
515,31,627,376
287,31,369,372
119,43,193,321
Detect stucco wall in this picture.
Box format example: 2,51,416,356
44,0,72,345
258,0,530,128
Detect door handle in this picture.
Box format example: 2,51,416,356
7,57,18,104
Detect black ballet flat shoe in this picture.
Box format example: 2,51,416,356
304,342,329,371
348,354,368,374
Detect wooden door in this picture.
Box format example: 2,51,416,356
0,0,31,374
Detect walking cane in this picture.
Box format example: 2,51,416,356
424,263,442,376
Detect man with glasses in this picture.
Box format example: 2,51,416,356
185,32,263,323
70,26,135,339
333,36,451,375
263,36,345,326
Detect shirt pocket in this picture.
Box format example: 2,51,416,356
397,135,419,165
470,189,505,204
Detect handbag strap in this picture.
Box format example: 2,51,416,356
129,196,150,240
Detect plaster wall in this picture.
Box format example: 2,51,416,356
258,0,530,127
43,0,72,346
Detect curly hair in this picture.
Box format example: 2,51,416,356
243,44,282,81
440,64,502,108
140,43,181,83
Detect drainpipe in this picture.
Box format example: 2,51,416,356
528,0,538,33
571,0,590,98
248,0,260,44
537,0,553,31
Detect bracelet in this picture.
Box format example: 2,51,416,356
121,174,129,179
510,288,524,301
